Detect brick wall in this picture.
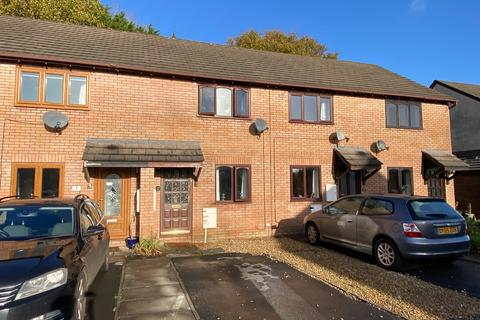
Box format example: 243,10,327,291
0,62,454,242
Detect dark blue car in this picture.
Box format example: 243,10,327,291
0,195,109,320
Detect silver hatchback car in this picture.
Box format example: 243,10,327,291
304,194,470,269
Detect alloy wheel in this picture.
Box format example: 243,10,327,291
377,242,395,267
307,225,318,244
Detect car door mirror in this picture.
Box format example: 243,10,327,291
86,225,105,237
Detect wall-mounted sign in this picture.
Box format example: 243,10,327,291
202,208,217,229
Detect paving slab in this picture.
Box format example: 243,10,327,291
115,256,196,320
172,253,397,320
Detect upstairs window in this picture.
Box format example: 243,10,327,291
289,93,332,123
291,166,321,201
216,165,251,202
199,85,249,118
386,101,421,129
388,167,413,195
17,67,88,108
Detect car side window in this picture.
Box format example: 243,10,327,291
80,205,95,236
327,197,364,215
362,198,394,215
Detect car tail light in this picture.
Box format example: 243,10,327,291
403,223,424,238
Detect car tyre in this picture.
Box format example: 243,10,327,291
306,223,320,245
73,270,87,320
374,238,403,270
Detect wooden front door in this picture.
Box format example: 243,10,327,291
94,168,130,239
160,169,192,233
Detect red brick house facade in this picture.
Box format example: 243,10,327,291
0,16,468,244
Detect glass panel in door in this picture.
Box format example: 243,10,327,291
104,173,122,217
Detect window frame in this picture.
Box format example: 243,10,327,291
387,167,414,195
16,66,89,110
198,85,250,119
290,165,321,202
10,163,64,198
215,165,251,203
288,92,333,124
385,100,422,129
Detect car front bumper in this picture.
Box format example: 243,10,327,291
398,235,470,260
0,284,74,320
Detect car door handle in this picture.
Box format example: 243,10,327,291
346,219,353,223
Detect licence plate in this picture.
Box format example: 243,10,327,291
437,226,459,235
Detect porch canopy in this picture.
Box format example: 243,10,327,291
333,146,382,181
422,149,469,180
83,138,204,177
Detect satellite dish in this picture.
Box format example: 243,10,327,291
43,111,68,132
375,140,389,152
254,118,269,134
335,129,349,142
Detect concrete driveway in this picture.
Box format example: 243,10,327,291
172,253,396,320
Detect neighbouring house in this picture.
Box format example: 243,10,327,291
0,16,469,245
431,80,480,215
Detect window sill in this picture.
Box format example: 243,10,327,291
197,114,251,121
385,126,423,130
215,200,252,205
289,120,334,125
290,198,322,202
15,103,89,111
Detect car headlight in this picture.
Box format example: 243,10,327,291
15,268,68,300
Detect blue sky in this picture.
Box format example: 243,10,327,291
102,0,479,86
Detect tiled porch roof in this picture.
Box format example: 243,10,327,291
83,138,204,166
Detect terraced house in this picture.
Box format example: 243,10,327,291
0,16,469,244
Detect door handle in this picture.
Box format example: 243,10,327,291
347,220,353,223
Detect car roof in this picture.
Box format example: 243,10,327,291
343,193,442,201
0,197,79,208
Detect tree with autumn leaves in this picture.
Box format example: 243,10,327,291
0,0,158,34
228,30,337,59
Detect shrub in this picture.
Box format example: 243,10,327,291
133,237,163,256
466,217,480,254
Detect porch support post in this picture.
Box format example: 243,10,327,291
139,168,159,239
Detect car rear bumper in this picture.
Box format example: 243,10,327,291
0,284,74,320
398,235,470,260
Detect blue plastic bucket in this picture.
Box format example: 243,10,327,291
126,237,139,249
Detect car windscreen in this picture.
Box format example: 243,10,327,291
407,199,462,221
0,205,74,240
